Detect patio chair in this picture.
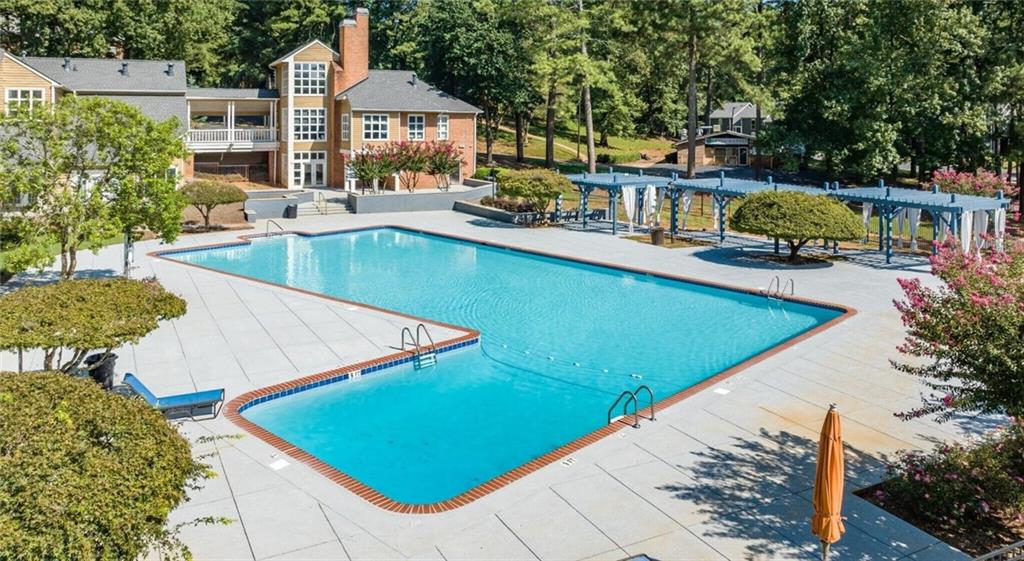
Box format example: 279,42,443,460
122,373,225,420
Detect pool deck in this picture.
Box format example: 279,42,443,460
2,211,993,561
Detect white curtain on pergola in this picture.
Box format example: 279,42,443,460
620,186,637,234
680,189,695,231
908,208,922,250
861,203,873,242
959,211,973,251
972,210,989,253
995,208,1007,251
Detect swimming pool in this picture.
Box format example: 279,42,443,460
165,227,847,508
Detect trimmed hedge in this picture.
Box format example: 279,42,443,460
0,372,206,559
730,190,862,261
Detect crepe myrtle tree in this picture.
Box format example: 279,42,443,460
350,146,398,193
0,96,186,280
180,180,247,230
390,141,429,192
893,237,1024,421
425,141,462,191
729,191,862,262
0,372,211,560
0,277,186,373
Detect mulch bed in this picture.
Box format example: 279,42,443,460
857,483,1024,556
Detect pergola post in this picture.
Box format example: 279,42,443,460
611,189,619,235
670,188,679,237
581,187,590,229
931,211,940,254
713,193,728,243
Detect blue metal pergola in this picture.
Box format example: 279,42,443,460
563,170,672,235
565,170,1011,263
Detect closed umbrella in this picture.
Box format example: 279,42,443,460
811,404,845,560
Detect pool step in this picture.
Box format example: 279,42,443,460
414,352,437,370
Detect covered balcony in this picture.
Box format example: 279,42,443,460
185,89,280,153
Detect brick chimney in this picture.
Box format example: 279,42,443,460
337,7,369,92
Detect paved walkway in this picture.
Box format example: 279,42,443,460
3,211,990,561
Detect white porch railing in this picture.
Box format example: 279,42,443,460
186,128,277,144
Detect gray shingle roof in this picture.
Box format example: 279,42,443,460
21,56,186,93
93,94,188,131
337,70,479,113
710,102,771,121
187,87,279,99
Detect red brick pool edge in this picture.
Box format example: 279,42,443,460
152,225,857,514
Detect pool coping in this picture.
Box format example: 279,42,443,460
150,224,857,514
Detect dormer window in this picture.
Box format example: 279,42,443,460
293,62,326,95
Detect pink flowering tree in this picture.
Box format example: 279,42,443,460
930,169,1017,198
425,142,462,192
893,237,1024,421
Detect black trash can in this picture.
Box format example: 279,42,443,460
284,203,298,219
84,353,117,390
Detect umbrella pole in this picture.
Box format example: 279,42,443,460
821,541,830,560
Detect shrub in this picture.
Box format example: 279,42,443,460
878,421,1024,531
480,196,542,213
472,167,510,181
0,277,186,372
425,142,462,191
596,152,642,165
931,169,1016,198
729,191,862,262
893,237,1024,420
497,169,572,213
0,372,207,559
180,180,247,229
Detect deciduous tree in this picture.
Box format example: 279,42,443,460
180,180,247,230
729,191,861,261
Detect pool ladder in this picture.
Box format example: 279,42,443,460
607,385,655,428
401,323,437,369
762,276,794,300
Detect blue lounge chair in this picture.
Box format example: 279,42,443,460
123,373,225,419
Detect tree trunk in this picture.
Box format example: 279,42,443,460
545,85,557,169
484,109,495,165
754,103,763,180
703,67,713,130
686,33,698,179
579,0,596,174
787,239,808,262
515,112,526,163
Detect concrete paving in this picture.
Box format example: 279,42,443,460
1,211,991,561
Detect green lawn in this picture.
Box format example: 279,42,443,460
1,235,124,276
482,120,674,164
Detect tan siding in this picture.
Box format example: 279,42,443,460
292,43,336,63
0,54,55,104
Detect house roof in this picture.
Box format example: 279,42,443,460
187,87,279,99
336,70,480,113
20,56,187,93
0,50,60,84
268,39,339,68
100,94,188,131
710,102,771,121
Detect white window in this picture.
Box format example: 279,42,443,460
293,108,326,140
293,62,326,95
293,151,326,187
341,113,350,141
407,114,425,141
363,114,389,140
5,88,43,112
437,114,449,140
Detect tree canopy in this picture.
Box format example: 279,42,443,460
181,180,247,229
0,96,186,279
729,190,862,261
0,278,187,372
0,371,207,559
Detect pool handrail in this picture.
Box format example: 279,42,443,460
608,390,640,428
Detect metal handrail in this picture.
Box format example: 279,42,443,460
975,540,1024,561
782,278,794,297
415,323,436,353
765,276,780,297
312,190,326,214
265,219,285,236
607,390,640,428
399,326,419,354
634,384,656,421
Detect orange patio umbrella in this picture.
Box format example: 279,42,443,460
811,403,845,560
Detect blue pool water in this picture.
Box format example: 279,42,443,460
170,228,841,504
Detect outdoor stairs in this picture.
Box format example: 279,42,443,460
414,352,437,370
297,199,352,216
